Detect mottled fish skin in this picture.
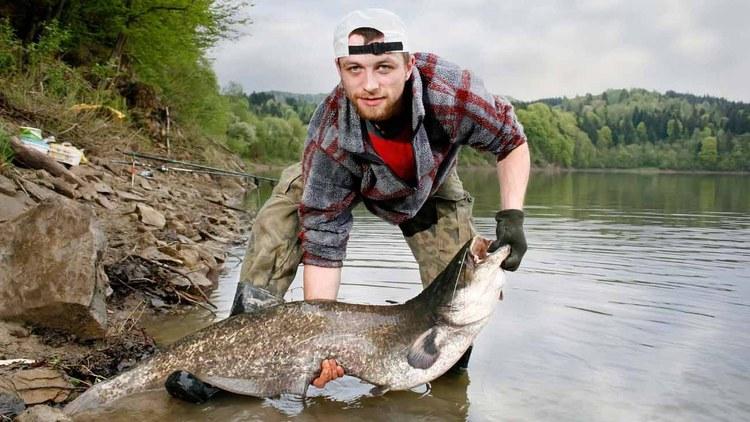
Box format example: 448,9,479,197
65,237,509,415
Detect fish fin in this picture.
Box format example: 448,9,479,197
407,328,442,369
196,375,265,397
197,373,310,398
369,385,390,396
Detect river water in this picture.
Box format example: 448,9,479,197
88,169,750,421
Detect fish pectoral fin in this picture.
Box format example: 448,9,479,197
197,372,310,398
369,385,390,396
196,374,265,397
407,327,443,369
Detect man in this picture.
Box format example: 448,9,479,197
166,8,529,402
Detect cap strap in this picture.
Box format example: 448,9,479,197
348,42,404,55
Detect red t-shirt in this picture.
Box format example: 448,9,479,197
367,123,416,183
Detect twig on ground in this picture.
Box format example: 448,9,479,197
174,290,216,315
138,256,216,308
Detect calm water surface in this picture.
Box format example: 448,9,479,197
98,170,750,421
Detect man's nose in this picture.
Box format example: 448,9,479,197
364,70,379,92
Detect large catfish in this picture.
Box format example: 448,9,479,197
65,236,510,415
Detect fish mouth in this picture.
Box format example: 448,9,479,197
469,236,511,264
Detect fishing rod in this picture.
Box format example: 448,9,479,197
123,151,278,184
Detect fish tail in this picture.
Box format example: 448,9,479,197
64,357,163,415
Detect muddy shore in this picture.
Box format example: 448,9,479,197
0,152,255,419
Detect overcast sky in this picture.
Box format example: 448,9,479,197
210,0,750,102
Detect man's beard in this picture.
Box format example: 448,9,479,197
351,95,402,122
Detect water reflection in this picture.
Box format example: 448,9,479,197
76,372,470,422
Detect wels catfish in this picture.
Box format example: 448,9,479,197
65,236,510,415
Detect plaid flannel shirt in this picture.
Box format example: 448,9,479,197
300,52,527,267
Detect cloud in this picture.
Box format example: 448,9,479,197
210,0,750,101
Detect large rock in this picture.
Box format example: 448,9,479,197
0,198,108,339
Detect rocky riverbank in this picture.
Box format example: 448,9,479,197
0,146,255,419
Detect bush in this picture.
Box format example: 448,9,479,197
0,19,21,76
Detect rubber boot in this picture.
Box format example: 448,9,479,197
229,283,282,316
165,370,220,403
447,345,473,374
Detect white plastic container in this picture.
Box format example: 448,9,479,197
48,143,83,166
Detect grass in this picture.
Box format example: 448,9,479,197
0,122,13,169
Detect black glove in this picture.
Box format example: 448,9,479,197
489,209,527,271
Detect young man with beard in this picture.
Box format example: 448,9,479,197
166,8,529,401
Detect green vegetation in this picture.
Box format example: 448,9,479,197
0,124,12,168
0,1,248,162
516,89,750,171
223,84,308,163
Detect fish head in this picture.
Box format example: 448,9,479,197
438,236,510,325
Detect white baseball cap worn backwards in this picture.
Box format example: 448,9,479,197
333,8,409,58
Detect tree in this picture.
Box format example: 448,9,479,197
699,136,718,168
636,121,648,143
667,118,683,140
596,126,613,149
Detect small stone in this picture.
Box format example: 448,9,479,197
0,193,28,222
0,174,17,195
93,182,114,194
76,183,98,201
139,177,153,190
14,404,72,422
176,235,195,244
176,247,201,268
198,229,230,244
20,180,59,202
169,265,212,288
96,194,117,210
51,178,77,199
116,190,146,202
140,246,182,266
70,164,101,181
102,162,122,176
9,325,30,338
34,171,55,189
136,203,166,228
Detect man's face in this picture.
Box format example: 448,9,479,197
337,34,415,122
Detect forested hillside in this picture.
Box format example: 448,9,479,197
225,87,750,171
517,89,750,171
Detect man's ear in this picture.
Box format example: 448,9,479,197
335,58,343,79
405,55,416,80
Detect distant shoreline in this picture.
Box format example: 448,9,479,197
460,164,749,176
531,166,749,176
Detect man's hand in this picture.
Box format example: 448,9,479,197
311,358,345,388
489,209,527,271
